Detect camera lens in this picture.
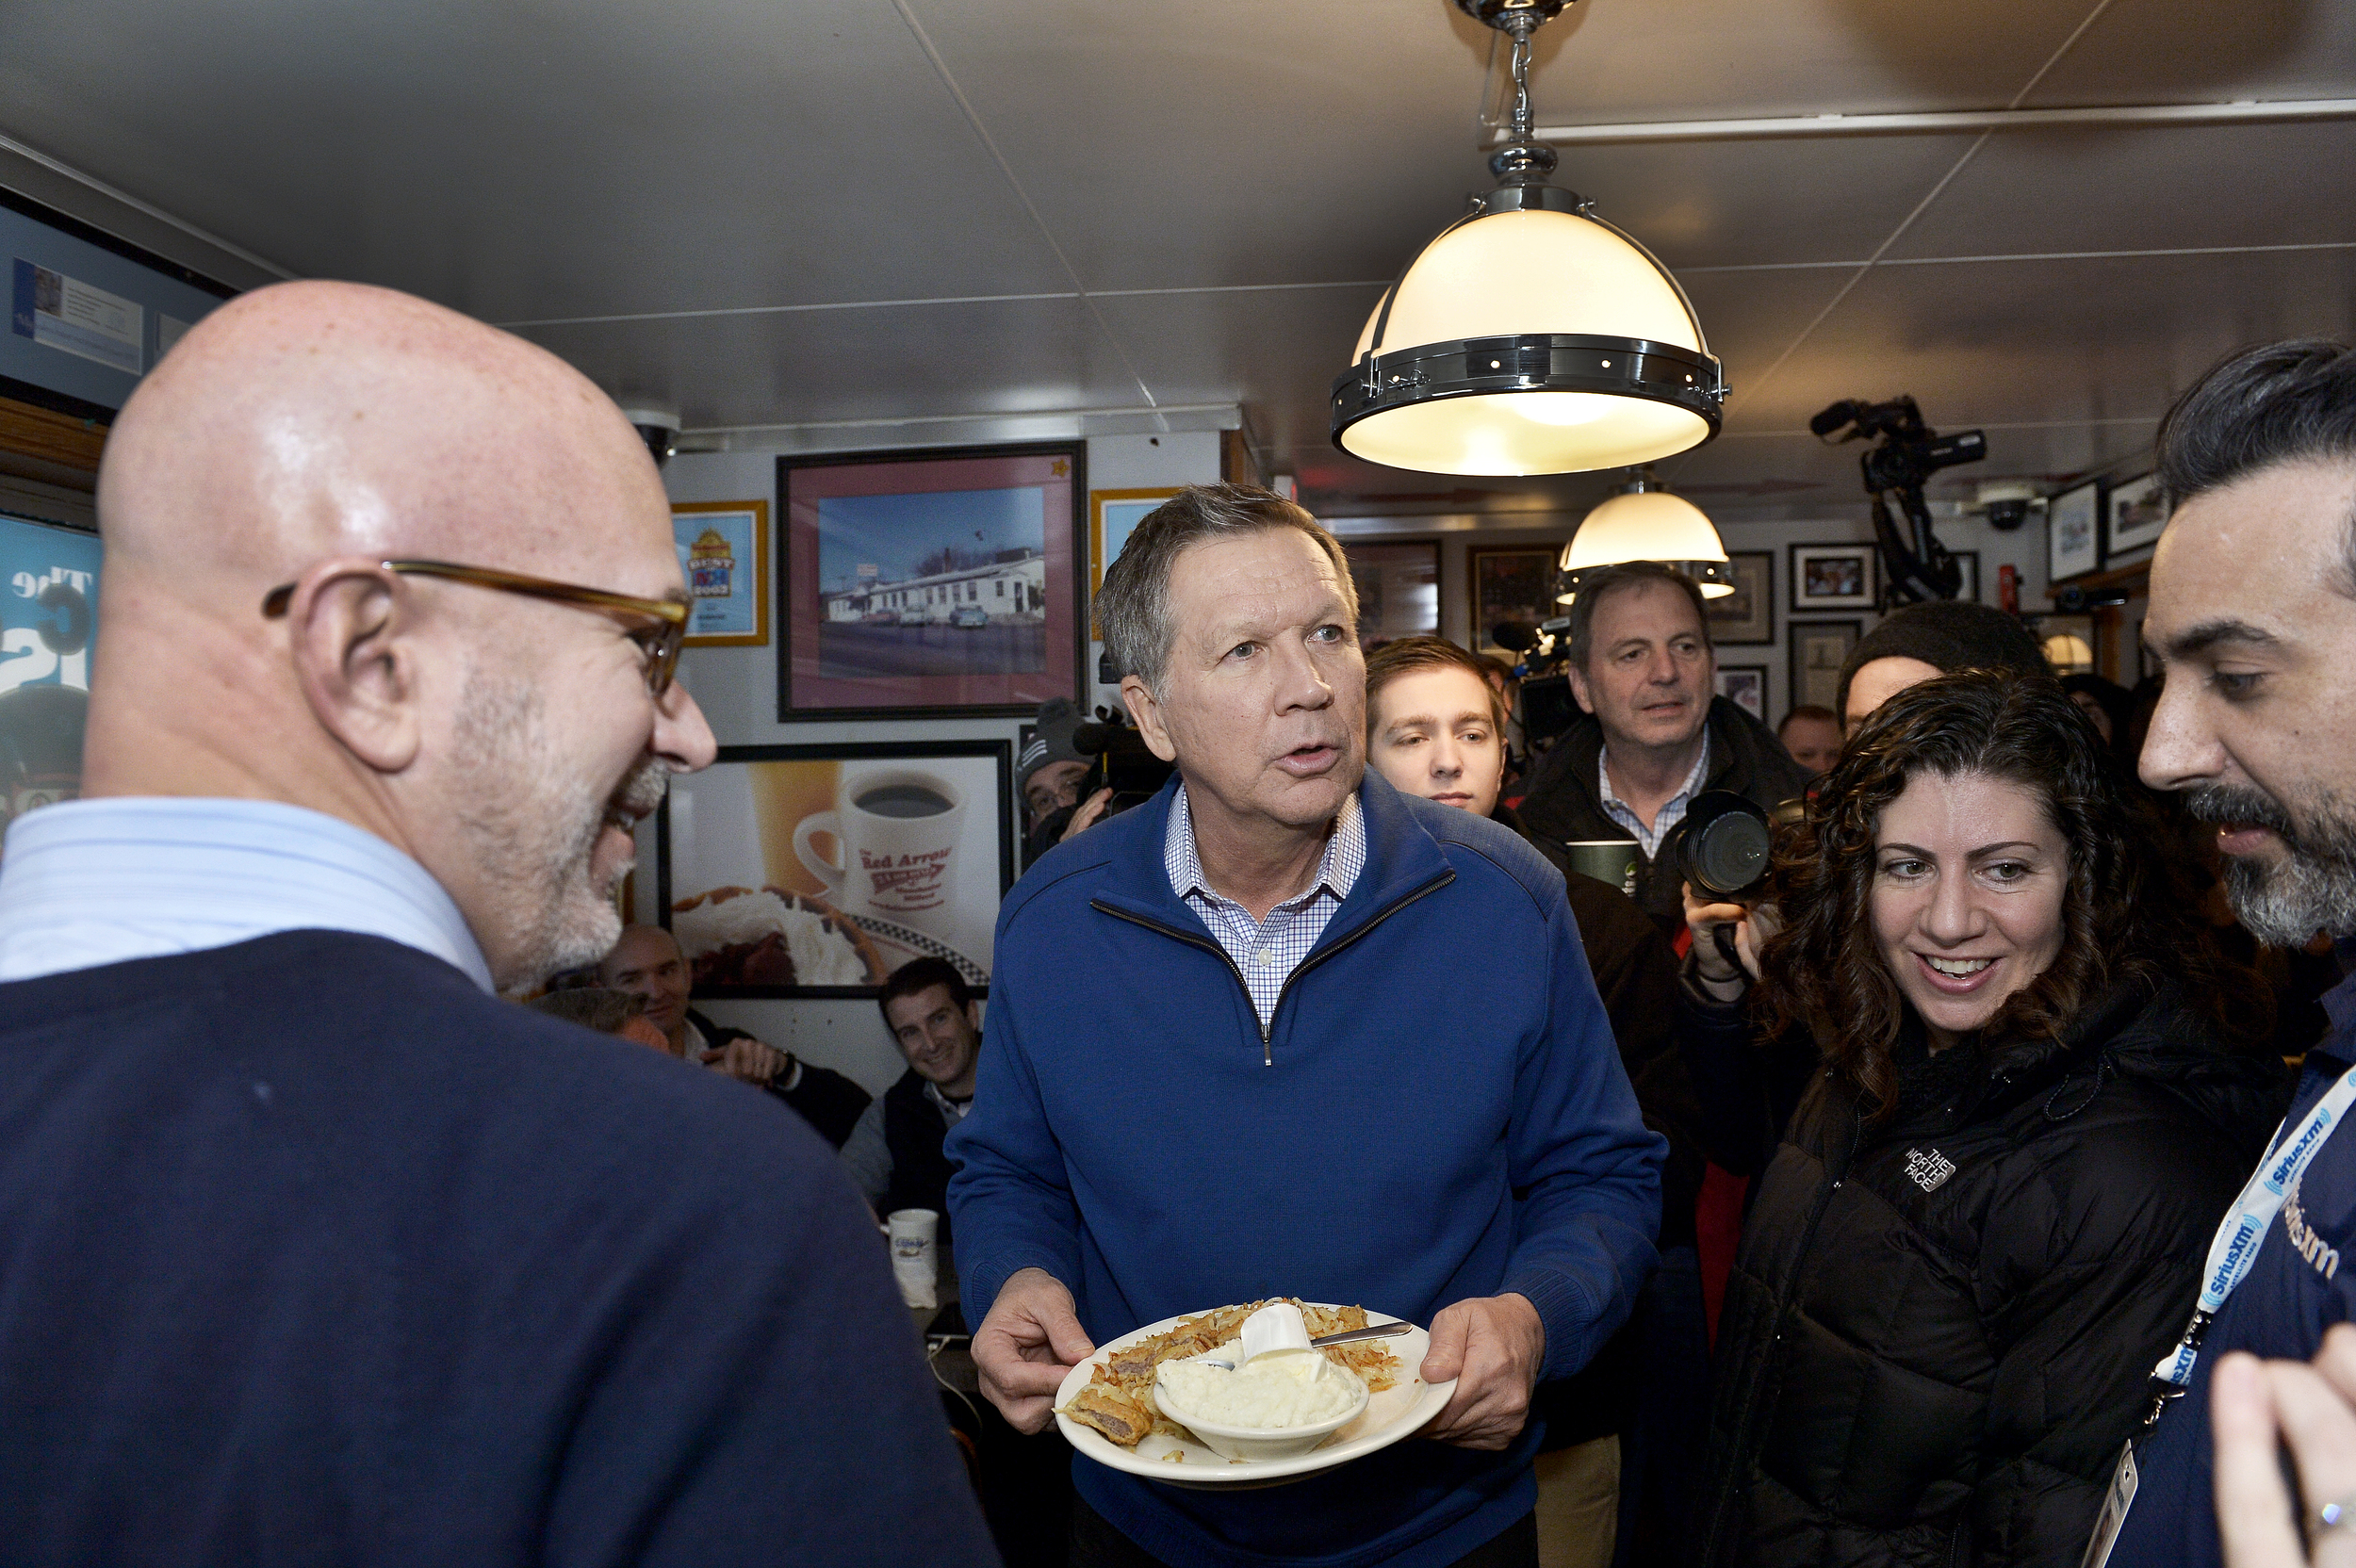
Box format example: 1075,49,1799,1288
1688,813,1770,898
1673,791,1775,901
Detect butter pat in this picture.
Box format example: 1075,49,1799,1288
1157,1350,1362,1430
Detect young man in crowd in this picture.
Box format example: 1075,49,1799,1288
2103,337,2356,1565
843,956,981,1231
949,483,1662,1568
598,923,871,1147
1366,634,1707,1567
1774,704,1841,779
1515,561,1811,935
0,280,990,1564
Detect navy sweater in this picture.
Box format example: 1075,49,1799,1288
0,930,995,1568
948,773,1663,1568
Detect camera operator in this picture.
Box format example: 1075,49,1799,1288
1021,697,1111,868
1517,562,1812,937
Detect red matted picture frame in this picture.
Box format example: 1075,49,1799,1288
777,441,1087,720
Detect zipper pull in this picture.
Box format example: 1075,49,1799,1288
1263,1027,1273,1068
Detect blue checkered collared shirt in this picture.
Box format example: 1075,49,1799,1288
1163,784,1366,1031
1596,736,1710,860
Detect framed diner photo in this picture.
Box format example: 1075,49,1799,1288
1714,663,1767,724
2105,473,2167,561
2048,478,2102,583
1708,550,1774,644
1788,619,1862,713
1089,487,1181,635
778,442,1086,720
1790,543,1875,612
1469,545,1562,650
671,500,769,647
656,740,1016,999
1347,540,1442,647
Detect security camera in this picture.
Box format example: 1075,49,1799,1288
1972,480,2043,532
617,404,679,470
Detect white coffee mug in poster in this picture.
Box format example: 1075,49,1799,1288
794,767,965,929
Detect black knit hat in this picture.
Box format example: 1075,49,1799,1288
1018,697,1089,793
1835,600,2048,721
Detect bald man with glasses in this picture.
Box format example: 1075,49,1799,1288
0,281,993,1568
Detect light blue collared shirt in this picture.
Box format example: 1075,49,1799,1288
1163,784,1366,1029
0,797,495,991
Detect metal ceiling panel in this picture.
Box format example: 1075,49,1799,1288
1889,120,2356,260
2021,0,2356,107
513,293,1138,433
0,0,1074,318
1515,0,2092,121
1714,248,2356,469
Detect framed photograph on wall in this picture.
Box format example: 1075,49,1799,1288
2105,473,2167,560
1714,663,1767,724
2048,478,2102,583
1789,619,1862,713
1089,487,1181,634
656,740,1016,998
1348,540,1442,647
1951,550,1981,605
1708,550,1774,644
672,499,769,647
1790,543,1875,612
778,442,1085,720
1469,546,1561,650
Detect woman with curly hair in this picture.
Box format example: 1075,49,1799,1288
1679,668,2285,1568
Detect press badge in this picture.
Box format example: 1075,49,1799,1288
2079,1441,2138,1568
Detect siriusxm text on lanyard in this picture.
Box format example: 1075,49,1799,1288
2154,1064,2356,1390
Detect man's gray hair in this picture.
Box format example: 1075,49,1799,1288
528,986,646,1037
1096,482,1358,695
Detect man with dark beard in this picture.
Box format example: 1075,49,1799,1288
0,281,994,1567
2098,338,2356,1568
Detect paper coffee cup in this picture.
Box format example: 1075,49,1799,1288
1561,839,1643,899
887,1207,940,1312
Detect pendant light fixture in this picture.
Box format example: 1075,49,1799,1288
1556,466,1733,603
1332,0,1725,477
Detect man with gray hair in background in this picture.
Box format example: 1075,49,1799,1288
0,280,991,1567
948,482,1663,1567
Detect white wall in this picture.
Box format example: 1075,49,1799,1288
640,432,1219,1095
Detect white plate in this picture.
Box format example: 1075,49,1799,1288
1053,1305,1454,1491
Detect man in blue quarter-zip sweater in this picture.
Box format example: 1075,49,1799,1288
949,484,1665,1568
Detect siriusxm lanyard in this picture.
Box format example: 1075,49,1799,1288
2143,1060,2356,1423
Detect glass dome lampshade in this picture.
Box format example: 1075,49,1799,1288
1553,470,1733,604
1332,0,1725,478
2043,633,2095,673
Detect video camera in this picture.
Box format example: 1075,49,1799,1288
1809,395,1986,605
1489,616,1583,750
1072,718,1176,818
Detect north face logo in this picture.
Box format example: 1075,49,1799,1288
1905,1148,1956,1192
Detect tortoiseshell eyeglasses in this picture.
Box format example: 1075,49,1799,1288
261,559,689,696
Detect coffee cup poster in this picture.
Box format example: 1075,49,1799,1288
658,741,1015,997
670,499,768,646
778,442,1085,719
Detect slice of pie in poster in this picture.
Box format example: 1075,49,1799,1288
671,885,888,989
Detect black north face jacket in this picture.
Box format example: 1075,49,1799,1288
1683,977,2285,1568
